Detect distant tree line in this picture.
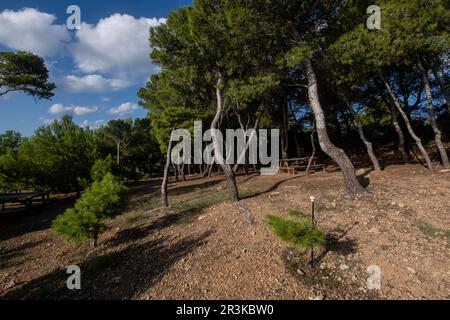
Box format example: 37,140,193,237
0,116,161,193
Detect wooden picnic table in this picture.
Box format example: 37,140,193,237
0,192,50,211
278,157,326,175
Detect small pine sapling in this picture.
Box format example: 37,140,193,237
267,207,325,267
52,173,128,248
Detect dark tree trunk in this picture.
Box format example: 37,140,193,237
344,98,381,172
432,67,450,114
161,133,174,208
213,75,239,203
306,127,316,175
91,225,99,249
172,164,179,182
281,99,289,159
383,78,433,172
293,131,302,158
305,59,365,195
418,63,449,168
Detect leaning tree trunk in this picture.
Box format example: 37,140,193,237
161,132,174,208
213,75,239,203
418,63,449,168
389,101,410,164
382,78,434,172
306,126,316,175
305,59,365,195
432,67,450,114
344,98,381,172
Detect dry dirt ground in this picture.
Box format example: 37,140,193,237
0,164,449,300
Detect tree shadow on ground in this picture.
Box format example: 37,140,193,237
240,175,304,200
1,230,213,300
0,198,76,242
107,207,203,248
167,179,224,197
0,239,48,270
316,222,359,262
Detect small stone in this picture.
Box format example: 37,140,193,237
339,264,350,271
407,267,417,275
297,269,306,276
232,219,237,224
312,294,324,300
398,203,406,208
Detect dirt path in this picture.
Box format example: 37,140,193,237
1,164,449,299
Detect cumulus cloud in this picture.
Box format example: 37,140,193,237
72,14,166,78
58,74,131,93
0,8,70,56
108,102,140,115
49,103,99,116
0,9,165,94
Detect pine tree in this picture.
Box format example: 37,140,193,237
267,212,325,266
52,173,128,248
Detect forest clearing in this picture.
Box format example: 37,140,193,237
1,0,449,304
1,161,449,300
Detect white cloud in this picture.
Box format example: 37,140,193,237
72,14,166,78
0,8,70,56
49,103,99,116
108,102,140,115
59,74,131,93
80,119,105,130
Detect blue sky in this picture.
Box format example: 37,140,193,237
0,0,192,136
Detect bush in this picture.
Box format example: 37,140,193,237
91,155,114,182
267,213,325,251
52,173,128,247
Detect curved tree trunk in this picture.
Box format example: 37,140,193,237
213,75,239,203
344,99,381,172
382,78,434,172
418,63,449,168
389,101,410,164
161,132,174,208
305,59,365,195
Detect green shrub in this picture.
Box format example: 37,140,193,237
91,155,114,182
267,214,325,250
52,173,128,247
